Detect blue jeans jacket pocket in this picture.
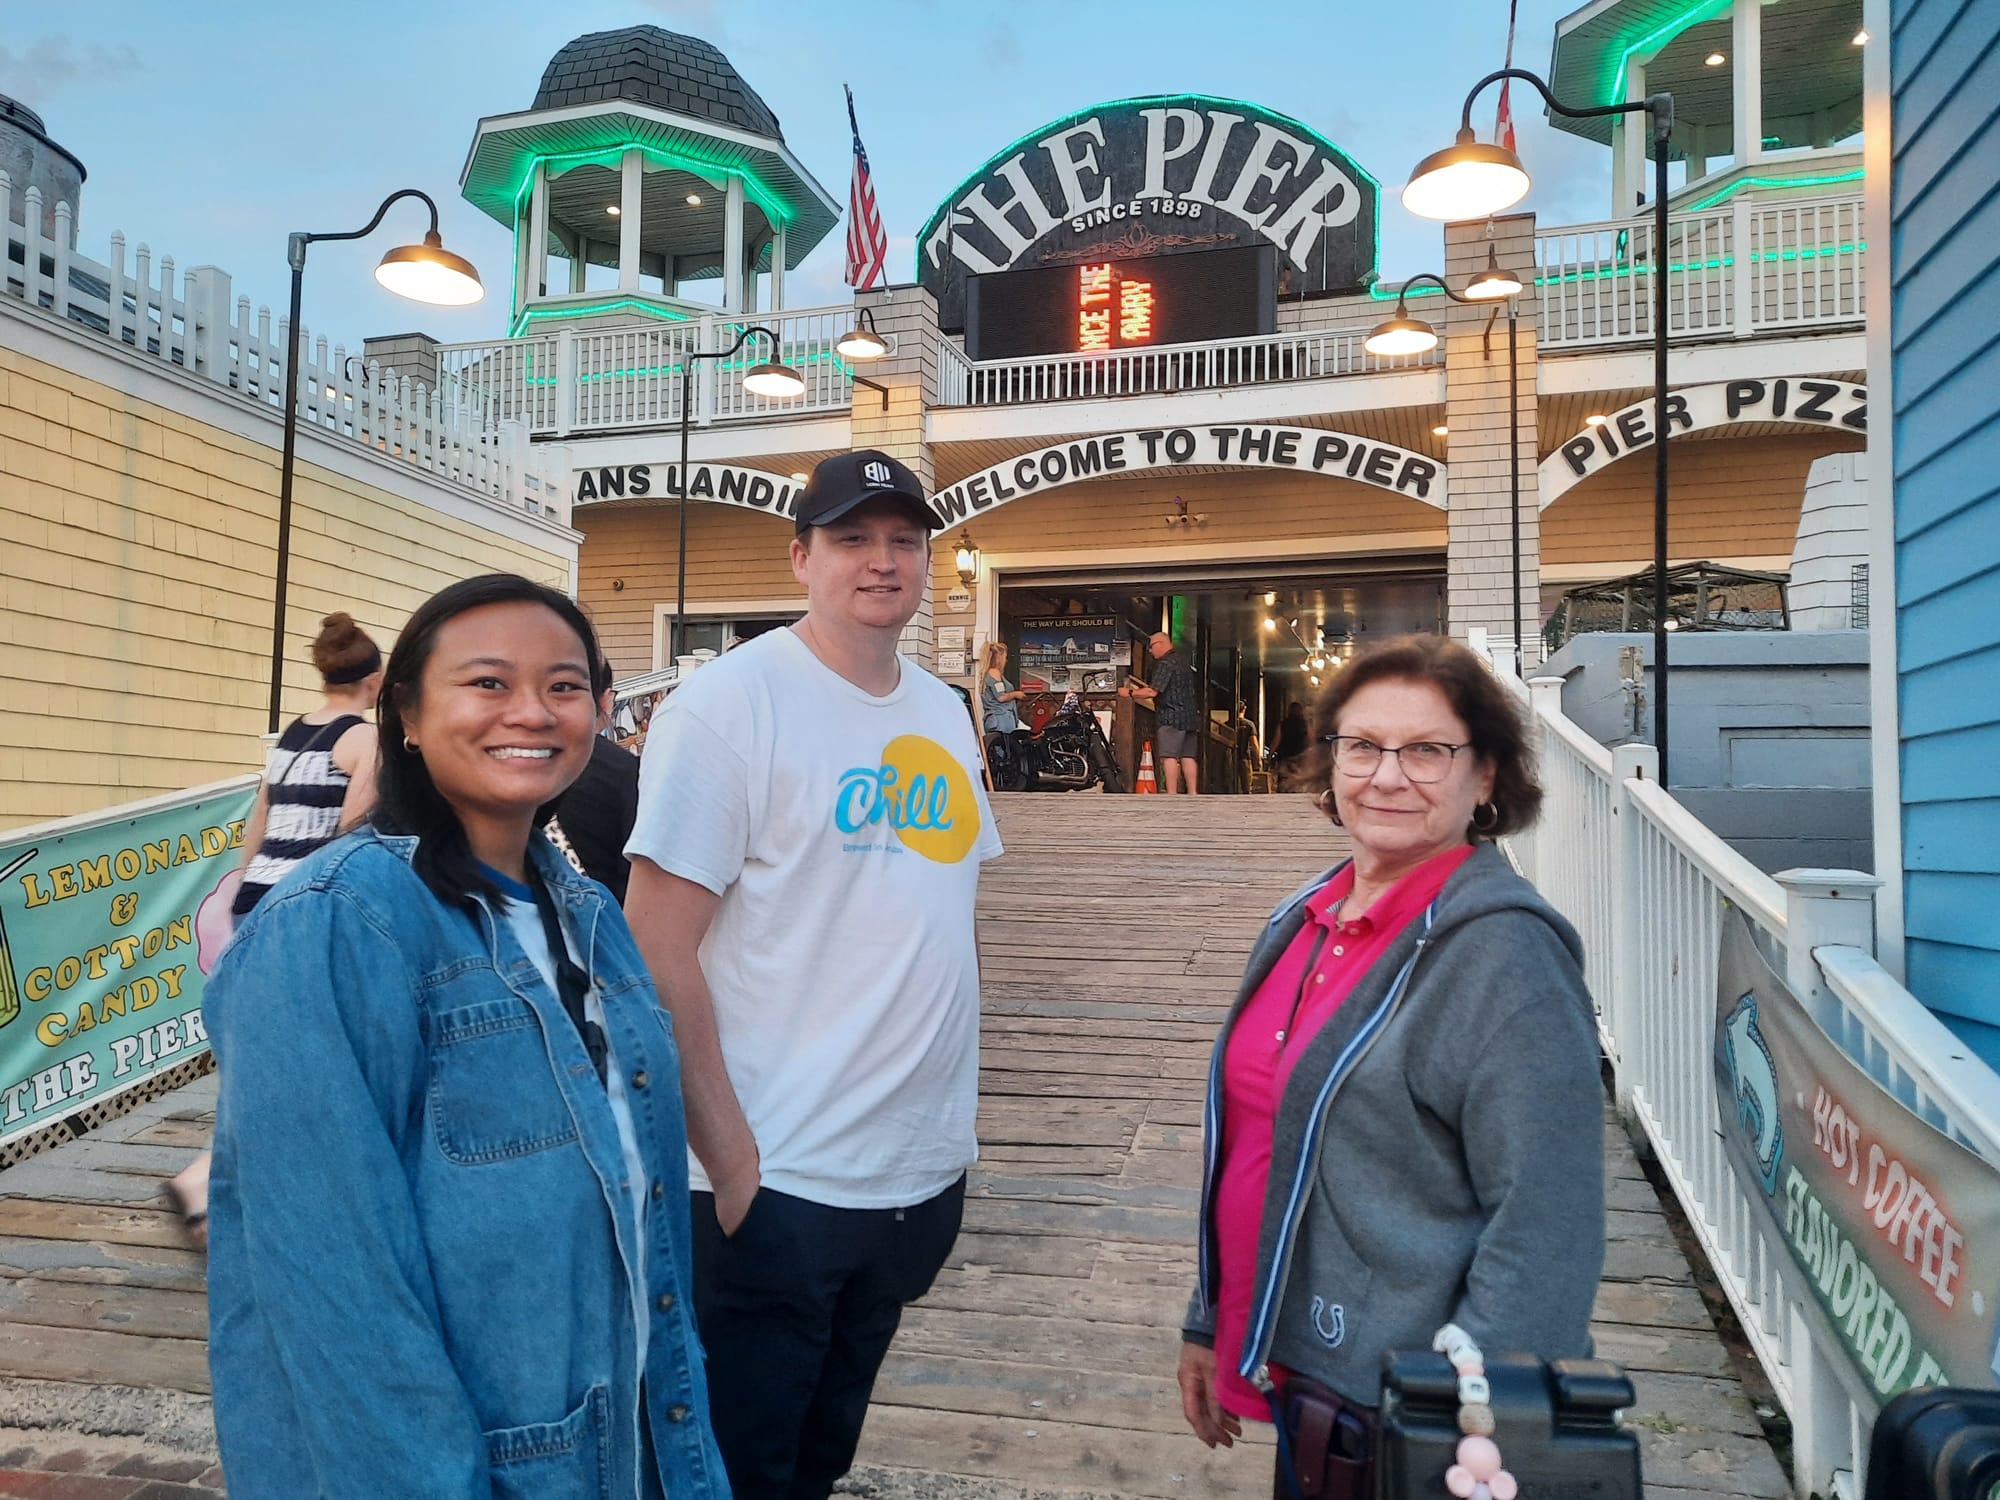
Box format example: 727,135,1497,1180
429,997,579,1164
485,1383,611,1500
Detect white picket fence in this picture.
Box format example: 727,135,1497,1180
1,174,566,520
1509,676,2000,1499
933,323,1438,407
433,304,857,438
1535,192,1866,350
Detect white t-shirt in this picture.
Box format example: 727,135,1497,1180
628,627,1002,1209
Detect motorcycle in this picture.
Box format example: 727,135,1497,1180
986,692,1127,794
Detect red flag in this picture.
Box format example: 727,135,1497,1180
1496,0,1519,152
844,85,888,291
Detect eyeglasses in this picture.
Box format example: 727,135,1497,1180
1324,735,1470,783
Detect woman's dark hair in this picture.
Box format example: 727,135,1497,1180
373,573,608,908
310,612,379,685
1294,634,1542,839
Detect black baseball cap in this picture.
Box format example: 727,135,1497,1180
793,449,939,534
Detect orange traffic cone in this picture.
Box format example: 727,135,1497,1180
1136,741,1157,794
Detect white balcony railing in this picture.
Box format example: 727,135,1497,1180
933,324,1439,408
1536,192,1865,351
0,173,567,519
433,305,857,439
1509,675,2000,1500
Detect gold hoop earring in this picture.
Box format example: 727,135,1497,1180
1317,786,1343,826
1471,802,1499,833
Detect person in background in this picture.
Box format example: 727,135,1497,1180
624,450,1002,1499
1271,699,1311,777
1226,700,1262,795
162,611,383,1248
203,574,728,1498
1176,635,1603,1499
1120,631,1202,793
979,640,1028,735
549,664,642,903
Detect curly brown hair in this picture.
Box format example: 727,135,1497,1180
1293,634,1542,838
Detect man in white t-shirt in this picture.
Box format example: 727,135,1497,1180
624,449,1001,1500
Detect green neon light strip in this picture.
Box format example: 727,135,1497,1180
1532,242,1865,286
913,92,1384,285
1603,0,1733,107
506,140,794,230
509,297,697,338
1680,169,1866,212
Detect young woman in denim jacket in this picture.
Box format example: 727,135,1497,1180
204,574,729,1499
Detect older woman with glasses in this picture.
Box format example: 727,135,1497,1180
1175,635,1604,1500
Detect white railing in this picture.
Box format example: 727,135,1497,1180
934,324,1438,407
1535,192,1865,351
0,173,566,520
433,303,857,438
1512,677,2000,1500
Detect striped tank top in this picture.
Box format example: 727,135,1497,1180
232,715,365,916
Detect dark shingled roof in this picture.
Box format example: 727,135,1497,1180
533,27,783,140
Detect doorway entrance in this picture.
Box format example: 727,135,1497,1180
990,556,1444,793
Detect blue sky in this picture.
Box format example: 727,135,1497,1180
2,0,1616,348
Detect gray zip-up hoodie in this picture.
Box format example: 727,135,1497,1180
1182,843,1605,1404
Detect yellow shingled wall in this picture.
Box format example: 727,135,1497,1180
0,343,572,831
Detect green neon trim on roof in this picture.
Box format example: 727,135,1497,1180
1602,0,1733,107
1680,169,1866,212
913,93,1383,284
502,142,791,233
1367,282,1449,300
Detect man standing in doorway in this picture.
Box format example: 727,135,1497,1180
1121,631,1202,793
624,449,1002,1500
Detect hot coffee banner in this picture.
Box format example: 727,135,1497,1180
1713,912,2000,1396
0,780,254,1141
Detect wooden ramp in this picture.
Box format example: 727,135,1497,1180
0,792,1787,1498
846,791,1791,1499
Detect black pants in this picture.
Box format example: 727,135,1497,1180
690,1175,965,1500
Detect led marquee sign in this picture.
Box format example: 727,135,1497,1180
964,244,1277,361
920,94,1379,331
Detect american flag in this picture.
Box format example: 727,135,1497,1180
1495,0,1519,152
845,84,888,290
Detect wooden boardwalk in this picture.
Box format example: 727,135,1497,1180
0,792,1790,1498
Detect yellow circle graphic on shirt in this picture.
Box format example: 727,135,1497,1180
832,734,982,864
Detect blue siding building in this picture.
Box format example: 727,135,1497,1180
1889,0,2000,1063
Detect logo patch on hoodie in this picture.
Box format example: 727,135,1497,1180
1310,1296,1346,1348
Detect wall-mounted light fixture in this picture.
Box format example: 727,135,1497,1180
954,531,980,585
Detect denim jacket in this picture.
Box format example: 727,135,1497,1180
205,828,730,1500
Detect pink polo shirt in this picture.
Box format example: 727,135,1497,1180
1211,843,1475,1420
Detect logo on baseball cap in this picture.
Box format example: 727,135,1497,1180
793,449,939,534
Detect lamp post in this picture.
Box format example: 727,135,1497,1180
268,189,483,733
674,327,804,660
1364,259,1529,671
1402,68,1675,780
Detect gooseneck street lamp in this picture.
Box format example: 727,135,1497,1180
1366,259,1531,671
674,328,804,660
1403,67,1676,779
268,188,483,733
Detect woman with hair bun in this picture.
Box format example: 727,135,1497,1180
163,611,384,1246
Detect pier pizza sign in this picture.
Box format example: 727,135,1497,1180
919,94,1379,330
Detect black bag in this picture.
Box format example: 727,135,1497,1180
1865,1387,2000,1500
1375,1351,1641,1500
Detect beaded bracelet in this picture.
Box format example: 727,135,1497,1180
1431,1324,1518,1500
